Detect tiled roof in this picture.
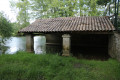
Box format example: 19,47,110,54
19,16,115,33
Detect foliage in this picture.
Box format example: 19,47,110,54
10,0,107,21
0,52,120,80
30,0,77,18
30,0,104,18
97,0,111,6
11,22,22,35
103,0,120,27
10,0,30,28
0,12,13,53
88,0,98,16
103,0,120,16
0,12,13,38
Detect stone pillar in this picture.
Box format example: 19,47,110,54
62,34,71,56
108,32,120,61
26,34,34,53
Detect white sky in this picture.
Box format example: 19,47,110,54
0,0,17,22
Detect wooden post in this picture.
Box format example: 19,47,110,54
26,34,34,53
62,34,71,56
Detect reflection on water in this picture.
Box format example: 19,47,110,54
34,36,46,54
5,37,26,54
4,36,46,54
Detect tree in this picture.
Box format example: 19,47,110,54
10,0,30,28
88,0,98,16
102,0,120,28
97,0,111,7
0,12,13,53
30,0,103,18
10,0,107,21
0,12,13,38
11,22,21,35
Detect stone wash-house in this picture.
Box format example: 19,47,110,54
19,16,120,61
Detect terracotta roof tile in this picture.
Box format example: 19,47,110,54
19,16,115,33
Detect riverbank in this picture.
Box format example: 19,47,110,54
0,52,120,80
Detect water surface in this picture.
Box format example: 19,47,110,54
4,36,46,54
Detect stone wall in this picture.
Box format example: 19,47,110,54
108,32,120,61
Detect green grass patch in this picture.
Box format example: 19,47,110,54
0,51,120,80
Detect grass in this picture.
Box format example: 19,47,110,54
0,51,120,80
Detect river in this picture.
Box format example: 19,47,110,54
2,36,46,54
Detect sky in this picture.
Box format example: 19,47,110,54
0,0,17,22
